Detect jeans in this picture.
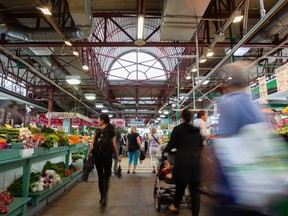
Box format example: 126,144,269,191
128,150,140,165
93,154,112,199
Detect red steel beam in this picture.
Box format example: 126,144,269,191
2,42,286,48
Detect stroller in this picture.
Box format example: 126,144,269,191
153,146,191,211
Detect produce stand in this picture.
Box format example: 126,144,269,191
2,197,31,216
0,145,87,215
26,177,70,206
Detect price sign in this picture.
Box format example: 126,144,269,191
275,62,288,93
259,76,268,104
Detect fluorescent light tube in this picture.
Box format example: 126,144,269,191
137,15,144,40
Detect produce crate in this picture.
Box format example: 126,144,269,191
2,197,31,216
0,149,20,161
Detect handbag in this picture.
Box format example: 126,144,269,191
82,156,94,182
139,150,146,163
116,163,122,178
214,122,288,209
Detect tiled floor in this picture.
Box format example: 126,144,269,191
35,157,213,216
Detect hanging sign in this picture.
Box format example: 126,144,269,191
258,76,268,104
275,62,288,93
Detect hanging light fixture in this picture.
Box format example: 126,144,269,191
95,103,104,108
186,74,192,80
64,40,72,46
191,65,197,72
73,51,79,56
84,93,96,100
82,65,89,70
37,7,52,15
233,11,244,23
199,56,207,63
206,48,214,57
66,75,81,85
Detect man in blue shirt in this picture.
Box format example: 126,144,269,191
214,61,265,216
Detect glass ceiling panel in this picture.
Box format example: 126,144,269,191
109,51,166,81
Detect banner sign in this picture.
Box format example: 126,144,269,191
258,76,268,104
275,62,288,93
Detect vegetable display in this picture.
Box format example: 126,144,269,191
42,161,74,177
30,170,61,192
0,191,13,214
19,127,34,148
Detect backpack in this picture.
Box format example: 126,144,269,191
92,127,113,156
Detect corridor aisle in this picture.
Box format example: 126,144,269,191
36,157,211,216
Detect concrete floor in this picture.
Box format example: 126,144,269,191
35,157,213,216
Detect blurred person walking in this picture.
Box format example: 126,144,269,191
143,133,149,154
5,101,23,127
112,121,122,174
126,125,141,174
163,108,203,215
148,128,162,173
214,61,265,216
86,113,121,206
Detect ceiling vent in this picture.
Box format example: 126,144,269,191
160,0,211,41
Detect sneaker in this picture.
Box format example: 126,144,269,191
127,170,130,174
152,170,156,173
168,204,179,214
132,171,136,174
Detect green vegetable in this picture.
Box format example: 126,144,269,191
7,172,42,194
41,125,55,134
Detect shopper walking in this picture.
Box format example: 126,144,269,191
214,61,265,216
126,126,141,174
148,128,162,173
143,133,149,154
86,113,121,206
163,108,203,216
112,121,122,174
193,110,209,144
5,101,23,127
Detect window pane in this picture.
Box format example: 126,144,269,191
109,51,166,81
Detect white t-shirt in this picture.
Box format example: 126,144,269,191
193,118,209,138
148,134,161,148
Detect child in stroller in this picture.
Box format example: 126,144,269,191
160,160,173,184
153,149,191,211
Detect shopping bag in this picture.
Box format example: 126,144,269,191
139,150,146,163
214,122,288,208
82,156,94,182
116,164,122,178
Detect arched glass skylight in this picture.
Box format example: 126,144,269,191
109,51,166,80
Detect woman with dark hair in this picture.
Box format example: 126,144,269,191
86,113,121,206
163,108,203,215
